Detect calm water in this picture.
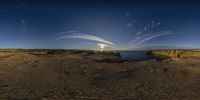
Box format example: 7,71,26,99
116,51,153,60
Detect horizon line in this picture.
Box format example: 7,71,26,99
0,48,200,51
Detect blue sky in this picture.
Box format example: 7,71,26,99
0,0,200,50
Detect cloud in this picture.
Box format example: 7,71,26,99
131,36,142,44
125,12,130,17
97,43,115,48
136,31,143,36
20,19,26,32
83,42,115,48
144,26,147,31
21,19,25,27
126,21,135,28
157,22,161,26
132,31,174,46
130,17,174,48
136,18,161,36
56,31,116,46
127,23,133,27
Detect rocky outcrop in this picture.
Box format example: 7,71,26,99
87,51,125,63
147,50,200,59
168,50,183,58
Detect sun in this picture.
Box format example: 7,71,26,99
99,44,105,51
100,44,105,49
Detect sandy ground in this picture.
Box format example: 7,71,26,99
0,52,199,100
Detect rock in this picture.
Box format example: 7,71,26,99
145,50,153,55
148,50,185,59
169,50,183,58
115,52,121,57
85,51,125,63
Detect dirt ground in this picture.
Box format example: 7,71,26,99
0,52,199,100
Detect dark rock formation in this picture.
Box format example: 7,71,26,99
88,51,124,63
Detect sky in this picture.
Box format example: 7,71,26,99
0,0,200,50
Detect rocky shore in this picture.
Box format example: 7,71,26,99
146,49,200,60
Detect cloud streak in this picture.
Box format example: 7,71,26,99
56,31,116,46
132,31,174,46
130,17,174,48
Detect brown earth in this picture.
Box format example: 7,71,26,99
0,51,199,100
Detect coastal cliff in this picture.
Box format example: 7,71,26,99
146,49,200,59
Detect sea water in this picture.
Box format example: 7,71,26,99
116,51,153,60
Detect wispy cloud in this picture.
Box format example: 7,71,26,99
130,16,174,48
127,22,134,28
136,18,161,36
56,31,116,46
20,19,26,32
156,22,161,26
132,31,174,46
121,12,135,28
121,12,131,19
125,12,130,17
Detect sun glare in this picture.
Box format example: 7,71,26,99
100,44,105,49
99,44,105,51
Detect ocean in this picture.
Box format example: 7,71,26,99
116,51,153,60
